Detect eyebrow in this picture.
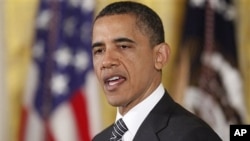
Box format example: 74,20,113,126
92,42,104,49
113,37,136,44
92,37,136,49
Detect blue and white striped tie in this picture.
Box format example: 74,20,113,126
110,118,128,141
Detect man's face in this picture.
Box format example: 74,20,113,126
92,14,161,113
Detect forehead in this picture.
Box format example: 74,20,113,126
92,14,148,42
92,14,141,40
94,14,137,27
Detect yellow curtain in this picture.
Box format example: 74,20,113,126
4,0,38,141
0,1,8,141
237,0,250,123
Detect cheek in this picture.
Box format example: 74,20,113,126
131,56,155,79
93,59,101,77
94,69,103,86
93,56,101,69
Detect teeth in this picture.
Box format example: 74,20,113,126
108,76,120,81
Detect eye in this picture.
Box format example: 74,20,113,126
121,45,127,49
93,47,105,55
119,44,130,49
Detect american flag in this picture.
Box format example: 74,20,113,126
19,0,101,141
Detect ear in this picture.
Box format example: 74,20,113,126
153,43,170,70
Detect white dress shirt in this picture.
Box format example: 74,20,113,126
115,83,165,141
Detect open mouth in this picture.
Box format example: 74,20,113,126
104,75,126,91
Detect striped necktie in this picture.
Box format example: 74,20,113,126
110,118,128,141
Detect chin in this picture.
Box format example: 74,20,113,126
108,101,121,107
107,97,125,107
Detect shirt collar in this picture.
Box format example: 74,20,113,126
116,83,165,139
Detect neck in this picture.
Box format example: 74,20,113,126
118,81,162,115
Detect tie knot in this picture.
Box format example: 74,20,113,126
110,118,128,141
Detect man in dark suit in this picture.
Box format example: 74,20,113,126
91,1,222,141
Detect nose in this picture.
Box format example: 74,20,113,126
101,49,119,69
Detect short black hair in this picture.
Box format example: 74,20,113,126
94,1,165,46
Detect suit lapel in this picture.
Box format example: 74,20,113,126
133,91,176,141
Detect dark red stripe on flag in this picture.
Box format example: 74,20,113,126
45,121,55,141
19,107,28,141
70,90,91,141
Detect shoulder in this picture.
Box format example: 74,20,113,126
152,92,222,140
161,101,222,140
92,124,113,141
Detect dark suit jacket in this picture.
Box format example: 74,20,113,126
92,91,222,141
